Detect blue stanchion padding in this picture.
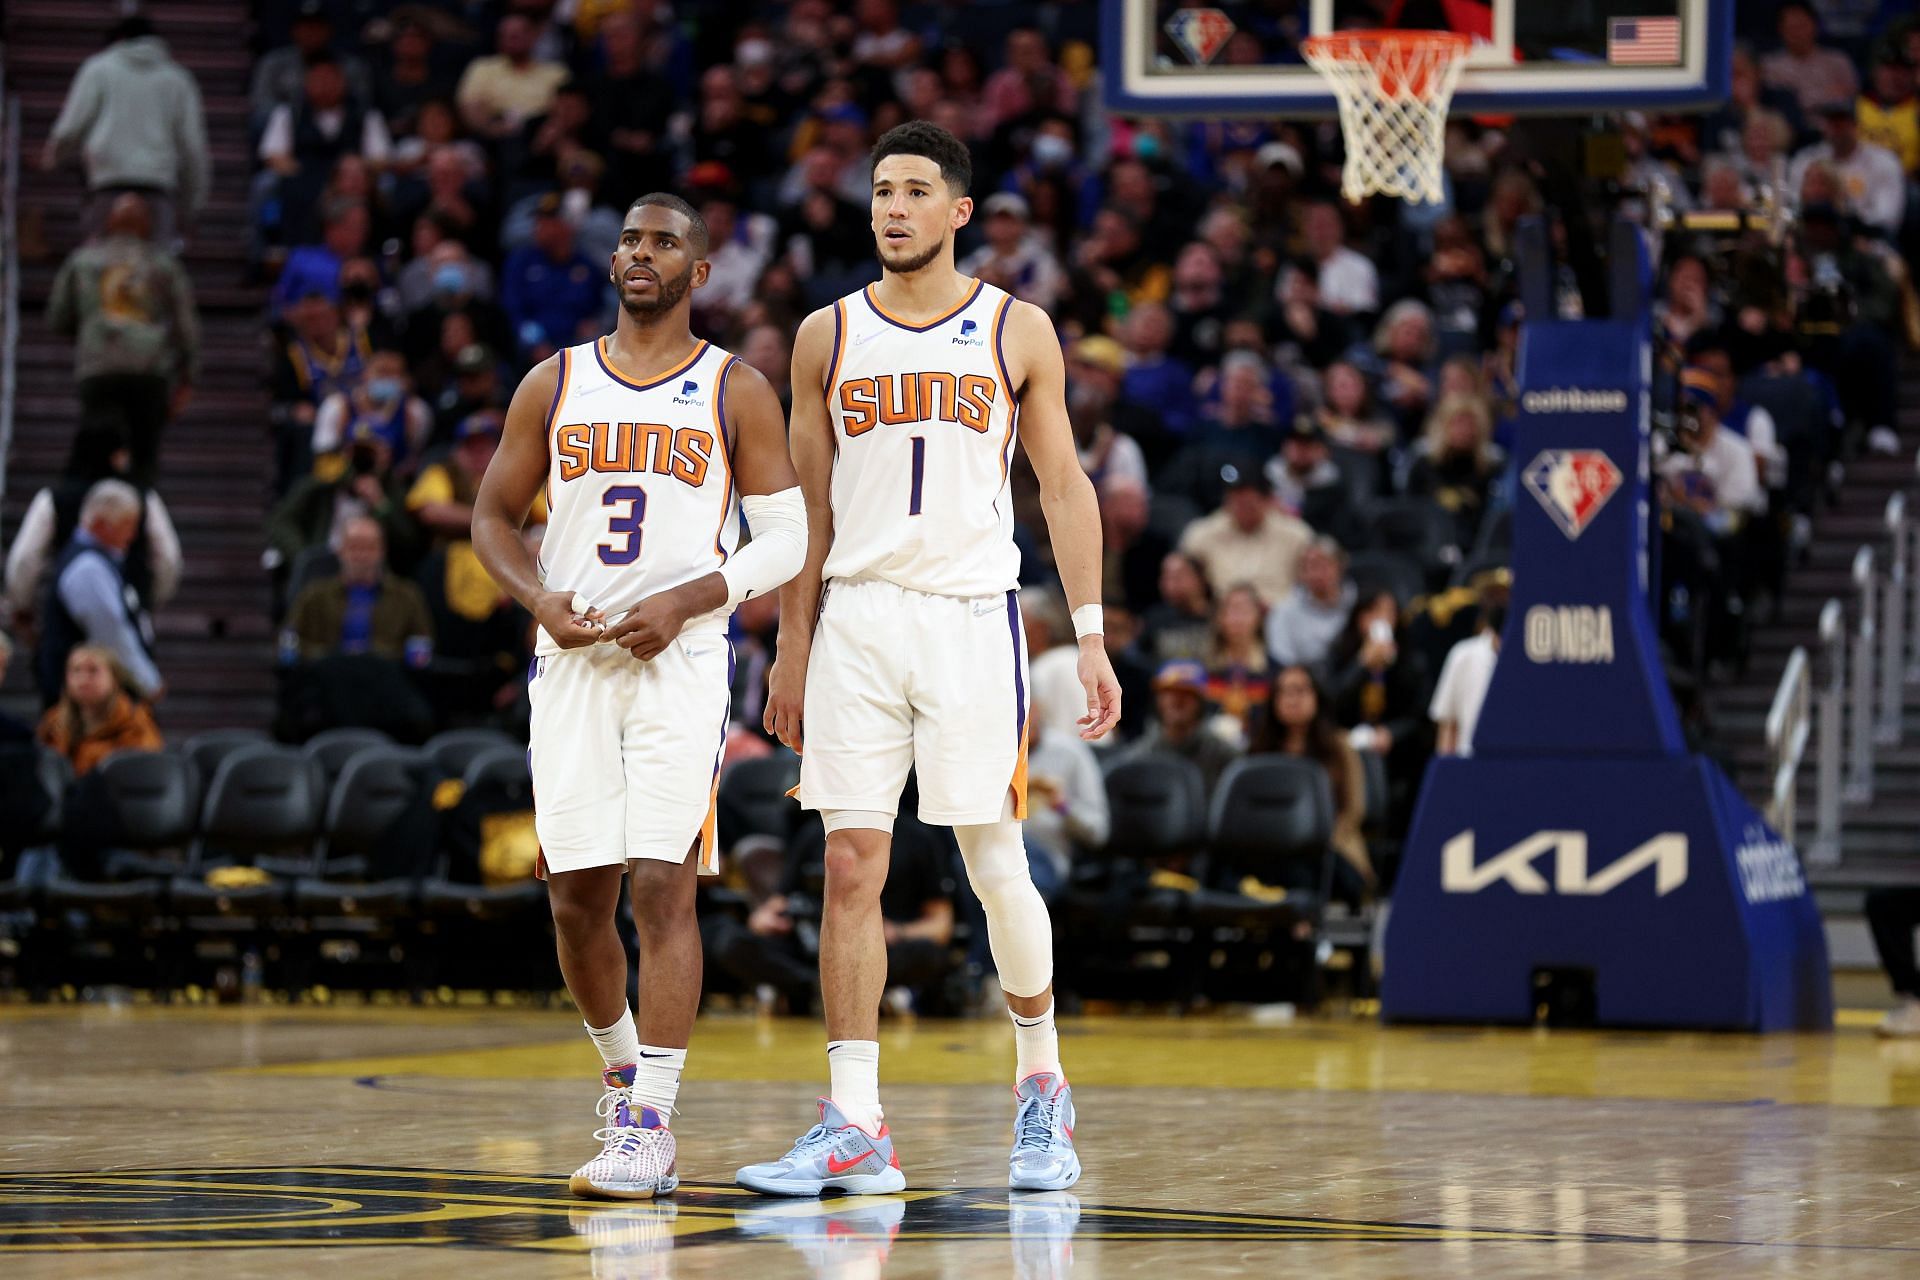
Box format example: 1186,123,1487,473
1382,757,1832,1030
1382,225,1830,1031
1473,319,1683,758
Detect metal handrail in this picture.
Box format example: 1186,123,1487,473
1811,600,1845,865
1880,494,1908,744
1847,547,1875,803
1764,646,1811,837
0,85,18,518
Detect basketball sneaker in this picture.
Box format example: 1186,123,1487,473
1008,1190,1081,1280
734,1194,906,1278
567,1202,678,1280
734,1099,906,1196
1008,1072,1080,1191
1879,996,1920,1038
570,1065,680,1200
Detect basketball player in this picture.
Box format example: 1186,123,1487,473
735,122,1121,1197
471,194,805,1199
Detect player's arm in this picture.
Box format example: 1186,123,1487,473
1008,300,1122,740
470,355,603,649
604,359,808,660
765,306,839,752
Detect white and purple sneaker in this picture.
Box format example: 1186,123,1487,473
570,1065,680,1200
1008,1072,1080,1191
735,1098,907,1196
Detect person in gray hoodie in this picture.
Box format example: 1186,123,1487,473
42,17,210,243
1264,536,1356,672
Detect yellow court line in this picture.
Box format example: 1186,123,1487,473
958,1201,1565,1241
1,1237,452,1253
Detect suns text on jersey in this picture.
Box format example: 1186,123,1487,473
552,420,716,488
836,371,998,437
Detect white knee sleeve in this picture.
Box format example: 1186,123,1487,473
822,808,895,836
954,801,1053,999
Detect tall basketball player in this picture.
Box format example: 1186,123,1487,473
472,194,806,1199
736,122,1121,1197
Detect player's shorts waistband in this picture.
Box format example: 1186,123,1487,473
825,575,1017,609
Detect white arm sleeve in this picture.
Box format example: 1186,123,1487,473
718,486,807,609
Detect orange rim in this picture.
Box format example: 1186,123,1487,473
1302,29,1471,101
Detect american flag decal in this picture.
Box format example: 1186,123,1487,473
1608,17,1681,66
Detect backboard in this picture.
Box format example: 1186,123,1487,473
1107,0,1732,117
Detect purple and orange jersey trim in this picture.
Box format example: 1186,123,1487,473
862,279,983,332
1005,588,1030,821
594,337,709,392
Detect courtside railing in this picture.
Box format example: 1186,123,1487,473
1777,466,1920,865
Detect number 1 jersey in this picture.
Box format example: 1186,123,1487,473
821,279,1022,599
536,337,740,655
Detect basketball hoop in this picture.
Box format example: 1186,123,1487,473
1302,30,1471,206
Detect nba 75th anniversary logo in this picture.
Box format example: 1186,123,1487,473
1523,450,1622,540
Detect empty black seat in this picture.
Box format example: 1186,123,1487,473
311,746,430,879
302,728,395,790
716,754,801,849
425,728,520,780
1208,756,1335,896
170,746,322,912
462,746,531,792
180,729,272,784
1346,550,1428,609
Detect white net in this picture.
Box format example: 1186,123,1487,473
1302,32,1470,206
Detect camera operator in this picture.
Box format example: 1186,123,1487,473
265,422,422,605
1659,370,1765,673
1790,197,1902,447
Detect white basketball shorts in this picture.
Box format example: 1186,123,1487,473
527,633,733,876
797,577,1029,826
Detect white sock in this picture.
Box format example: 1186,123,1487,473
585,1009,641,1071
1011,1001,1062,1083
630,1044,686,1123
827,1039,883,1135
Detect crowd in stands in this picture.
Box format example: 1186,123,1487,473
6,1,1920,1012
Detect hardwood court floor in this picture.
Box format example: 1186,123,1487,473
2,1003,1918,1277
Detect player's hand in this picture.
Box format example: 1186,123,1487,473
1076,637,1122,740
605,589,693,661
532,589,604,650
764,650,807,753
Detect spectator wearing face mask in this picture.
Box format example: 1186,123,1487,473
311,347,432,476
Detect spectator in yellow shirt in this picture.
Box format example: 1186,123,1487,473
406,411,545,623
454,14,568,141
1859,50,1920,175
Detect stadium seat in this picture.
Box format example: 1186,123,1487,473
716,754,802,850
302,727,395,790
180,728,272,784
313,746,430,877
58,749,203,881
286,747,433,992
180,744,324,880
1188,756,1334,1004
461,746,531,792
1207,756,1335,895
425,728,520,780
1365,499,1460,587
1346,549,1428,609
1061,753,1209,1002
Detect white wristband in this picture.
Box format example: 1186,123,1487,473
1071,604,1104,639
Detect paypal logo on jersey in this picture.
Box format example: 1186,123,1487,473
671,378,703,406
952,318,983,347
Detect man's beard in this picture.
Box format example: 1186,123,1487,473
619,264,694,318
876,235,944,276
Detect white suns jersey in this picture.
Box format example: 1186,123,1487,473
535,337,740,655
821,279,1023,599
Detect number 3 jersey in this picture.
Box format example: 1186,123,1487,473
536,337,741,655
821,279,1023,599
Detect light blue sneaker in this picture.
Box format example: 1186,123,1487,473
1008,1073,1080,1191
735,1099,907,1196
